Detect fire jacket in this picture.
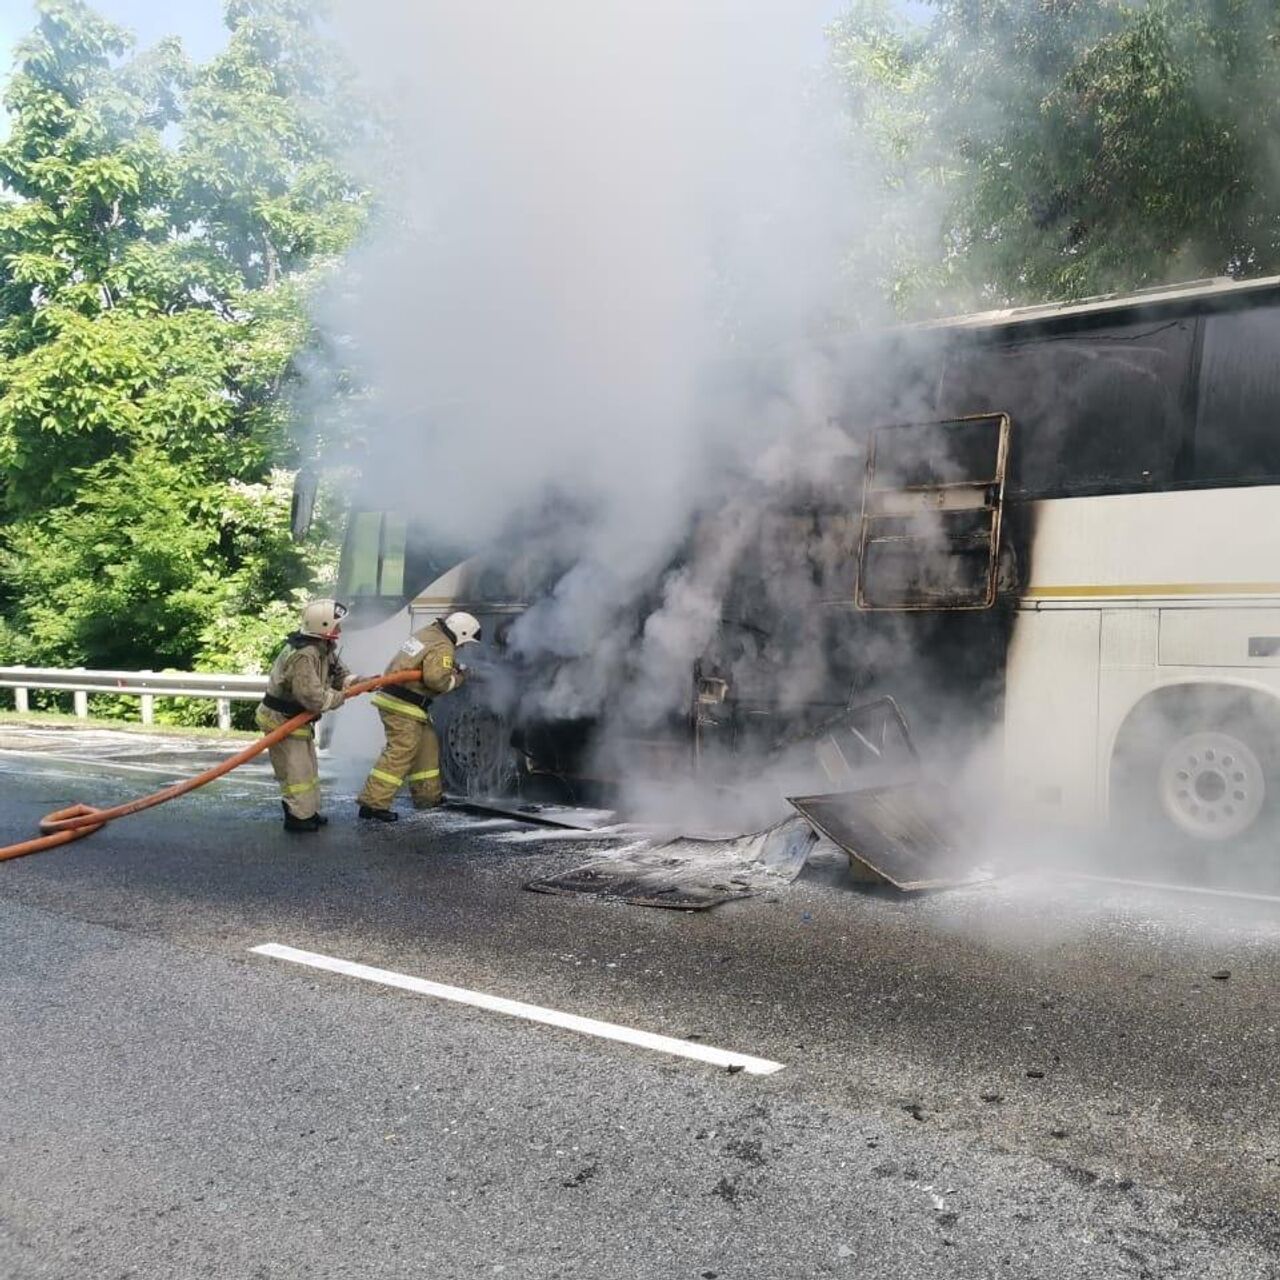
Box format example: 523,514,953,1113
261,634,350,716
370,621,465,721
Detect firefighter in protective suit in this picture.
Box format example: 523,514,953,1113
257,598,358,832
356,611,481,822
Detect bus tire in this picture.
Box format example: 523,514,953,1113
1110,688,1280,853
435,689,518,798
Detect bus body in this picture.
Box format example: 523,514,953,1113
1009,484,1280,840
335,274,1280,848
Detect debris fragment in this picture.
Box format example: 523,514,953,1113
526,816,817,910
560,1163,598,1189
711,1176,742,1207
1210,969,1232,981
725,1138,766,1167
1026,1069,1045,1079
788,782,991,891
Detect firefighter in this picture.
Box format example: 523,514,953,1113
256,598,357,833
356,611,482,822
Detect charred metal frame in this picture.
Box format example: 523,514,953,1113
856,412,1012,611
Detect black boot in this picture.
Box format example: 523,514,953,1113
313,813,330,826
358,804,399,823
282,802,321,833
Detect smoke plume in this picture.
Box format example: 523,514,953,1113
321,0,883,730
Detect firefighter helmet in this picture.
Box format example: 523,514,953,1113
300,598,348,640
443,611,482,646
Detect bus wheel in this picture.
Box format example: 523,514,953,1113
1112,692,1280,848
438,695,517,797
1156,729,1265,841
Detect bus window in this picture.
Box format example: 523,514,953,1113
380,514,407,598
1194,306,1280,483
338,511,407,600
338,508,472,625
340,511,383,598
936,319,1195,497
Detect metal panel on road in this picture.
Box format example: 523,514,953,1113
788,782,989,891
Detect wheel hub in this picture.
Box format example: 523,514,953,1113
1158,730,1264,841
443,701,515,796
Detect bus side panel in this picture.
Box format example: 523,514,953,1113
1023,487,1280,593
1004,609,1102,827
1095,610,1160,823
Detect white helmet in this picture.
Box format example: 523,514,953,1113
300,598,348,640
443,610,482,646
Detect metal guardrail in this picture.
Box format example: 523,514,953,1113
0,666,268,730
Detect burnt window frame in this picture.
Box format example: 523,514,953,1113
856,412,1012,612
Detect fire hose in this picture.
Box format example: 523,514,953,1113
0,668,424,862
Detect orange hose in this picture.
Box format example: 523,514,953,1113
0,668,424,861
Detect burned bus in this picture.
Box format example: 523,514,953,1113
331,274,1280,855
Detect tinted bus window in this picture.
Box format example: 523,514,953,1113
340,511,383,598
1194,306,1280,483
935,320,1195,497
338,511,407,601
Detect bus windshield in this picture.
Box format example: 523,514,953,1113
336,509,467,624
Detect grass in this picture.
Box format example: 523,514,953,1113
0,709,257,740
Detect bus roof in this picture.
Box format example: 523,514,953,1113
906,273,1280,336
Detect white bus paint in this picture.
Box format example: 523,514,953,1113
251,942,786,1076
1005,485,1280,833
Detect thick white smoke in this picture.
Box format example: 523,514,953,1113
325,0,865,585
319,0,951,825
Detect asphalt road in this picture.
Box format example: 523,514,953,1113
1,724,1278,1278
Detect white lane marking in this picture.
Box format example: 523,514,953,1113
251,942,785,1076
1061,871,1280,906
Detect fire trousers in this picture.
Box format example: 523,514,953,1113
256,704,320,820
357,701,443,810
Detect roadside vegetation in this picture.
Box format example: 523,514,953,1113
0,0,365,723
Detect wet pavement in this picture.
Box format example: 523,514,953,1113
1,724,1278,1277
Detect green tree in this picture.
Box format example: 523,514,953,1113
0,0,365,718
830,0,1280,313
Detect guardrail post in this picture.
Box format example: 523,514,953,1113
13,665,28,714
140,670,155,726
216,697,232,731
73,668,88,719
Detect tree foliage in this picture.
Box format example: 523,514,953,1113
0,0,363,716
830,0,1280,313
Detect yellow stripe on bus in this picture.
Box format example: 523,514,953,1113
1024,582,1280,598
